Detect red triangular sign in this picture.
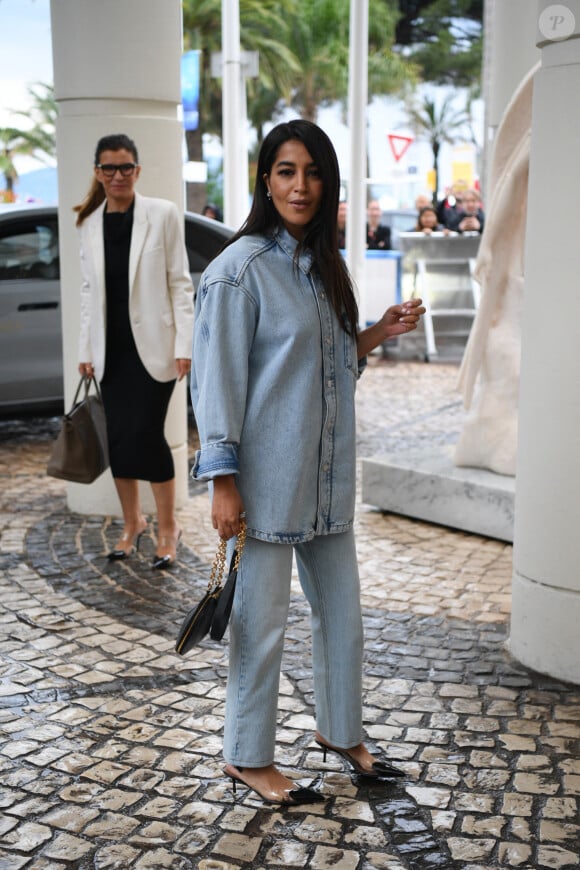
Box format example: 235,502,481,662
387,133,413,162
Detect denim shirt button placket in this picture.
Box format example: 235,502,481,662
317,284,337,527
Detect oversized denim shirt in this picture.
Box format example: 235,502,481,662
190,228,363,544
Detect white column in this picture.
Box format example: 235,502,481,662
50,0,188,516
346,0,368,325
511,0,580,683
482,0,540,196
221,0,250,230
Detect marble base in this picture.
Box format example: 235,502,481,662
361,446,515,542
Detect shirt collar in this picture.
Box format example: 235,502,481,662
274,226,314,274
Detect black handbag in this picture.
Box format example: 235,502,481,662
175,523,246,655
47,375,109,484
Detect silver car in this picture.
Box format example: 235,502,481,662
0,205,232,415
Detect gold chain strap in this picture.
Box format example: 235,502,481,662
208,522,246,592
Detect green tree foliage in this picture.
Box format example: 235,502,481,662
182,0,417,208
0,128,40,197
0,83,58,198
182,0,300,207
12,82,57,159
289,0,415,121
394,0,483,87
183,0,417,136
183,0,299,141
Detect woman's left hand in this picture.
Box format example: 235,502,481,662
175,358,191,381
381,298,426,340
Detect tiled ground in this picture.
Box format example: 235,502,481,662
0,358,578,870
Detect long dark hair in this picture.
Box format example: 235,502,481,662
74,133,139,226
228,120,359,335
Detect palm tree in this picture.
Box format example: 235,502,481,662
289,0,415,121
0,128,43,200
182,0,299,209
0,83,58,201
12,82,57,160
403,91,470,200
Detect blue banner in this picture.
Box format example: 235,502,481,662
182,50,201,131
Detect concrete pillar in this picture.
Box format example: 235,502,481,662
50,0,189,516
346,0,368,325
482,0,540,197
221,0,250,230
511,0,580,683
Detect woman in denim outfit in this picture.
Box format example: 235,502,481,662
191,120,424,805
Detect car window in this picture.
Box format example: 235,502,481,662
184,217,229,274
0,218,60,281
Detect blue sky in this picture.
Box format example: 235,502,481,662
0,0,53,127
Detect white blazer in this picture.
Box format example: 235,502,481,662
78,192,194,382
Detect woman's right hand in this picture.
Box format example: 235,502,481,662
79,362,94,377
212,475,245,540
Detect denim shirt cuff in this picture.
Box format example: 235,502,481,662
191,442,239,480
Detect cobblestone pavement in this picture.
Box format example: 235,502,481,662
0,358,578,870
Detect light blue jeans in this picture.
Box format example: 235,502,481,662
223,529,364,767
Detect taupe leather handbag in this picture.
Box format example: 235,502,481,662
47,376,109,484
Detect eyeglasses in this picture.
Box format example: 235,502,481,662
96,163,138,178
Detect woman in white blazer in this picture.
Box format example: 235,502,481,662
76,133,194,568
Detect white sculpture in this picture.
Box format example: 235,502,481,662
454,63,539,476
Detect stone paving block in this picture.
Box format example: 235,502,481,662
310,845,360,869
542,796,579,819
6,797,58,817
295,813,342,845
212,832,263,863
509,817,532,841
133,847,193,868
448,837,495,861
174,825,216,855
2,361,580,870
82,811,140,839
563,774,580,794
92,843,142,868
0,851,30,870
362,854,408,869
2,822,52,853
497,841,533,866
130,819,186,846
501,793,534,817
539,819,580,842
39,802,100,832
537,844,580,868
344,824,388,849
198,861,239,870
405,785,451,808
454,792,496,813
512,772,560,795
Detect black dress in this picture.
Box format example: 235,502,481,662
100,203,175,482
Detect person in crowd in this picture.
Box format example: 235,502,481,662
447,188,485,234
414,205,448,234
191,119,424,806
337,199,347,248
202,202,223,222
76,133,194,568
436,183,466,228
366,199,391,249
414,192,433,212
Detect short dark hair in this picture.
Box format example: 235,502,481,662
94,134,139,165
229,120,358,334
